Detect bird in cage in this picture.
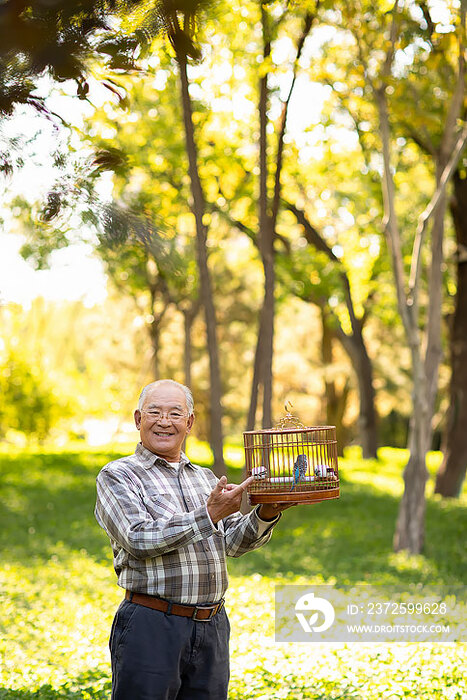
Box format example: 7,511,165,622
290,454,308,491
315,464,328,478
315,463,338,481
327,467,338,481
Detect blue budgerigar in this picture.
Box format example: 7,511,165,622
290,454,308,491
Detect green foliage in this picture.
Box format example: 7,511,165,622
0,0,196,118
0,445,465,698
3,0,464,449
10,195,71,271
0,299,151,444
0,350,62,442
229,446,467,585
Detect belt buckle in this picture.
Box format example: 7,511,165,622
192,598,224,622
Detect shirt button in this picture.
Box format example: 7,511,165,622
210,574,215,580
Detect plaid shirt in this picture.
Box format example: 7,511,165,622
95,443,279,604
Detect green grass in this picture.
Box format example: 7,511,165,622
0,444,466,699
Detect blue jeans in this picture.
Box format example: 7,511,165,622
110,599,230,700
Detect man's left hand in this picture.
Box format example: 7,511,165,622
257,502,298,521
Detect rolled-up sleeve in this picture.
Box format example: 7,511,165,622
95,467,216,559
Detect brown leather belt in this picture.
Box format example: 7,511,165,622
125,590,225,621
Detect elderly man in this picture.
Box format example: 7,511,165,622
95,379,293,700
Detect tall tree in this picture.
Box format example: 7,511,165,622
341,0,467,552
386,8,467,500
320,306,351,453
388,9,467,499
247,2,316,430
206,1,317,430
144,0,226,474
435,168,467,497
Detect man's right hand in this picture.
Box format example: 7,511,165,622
207,475,254,525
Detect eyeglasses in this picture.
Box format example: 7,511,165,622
142,409,189,422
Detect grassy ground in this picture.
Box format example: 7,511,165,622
0,443,465,699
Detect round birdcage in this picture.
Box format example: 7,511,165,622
243,425,339,505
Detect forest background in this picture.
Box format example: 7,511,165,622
1,0,466,555
0,2,466,697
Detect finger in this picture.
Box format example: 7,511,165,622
270,502,296,511
214,476,227,492
237,476,254,491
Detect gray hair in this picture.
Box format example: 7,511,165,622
137,380,194,416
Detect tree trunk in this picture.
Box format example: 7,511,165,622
177,51,225,477
394,399,429,552
436,170,467,496
183,310,192,389
393,359,430,552
395,157,445,548
182,302,200,389
247,242,275,431
377,81,431,555
260,226,275,428
321,309,350,454
393,338,430,552
147,285,168,381
353,341,378,459
424,162,446,431
338,324,378,458
246,314,264,430
148,320,161,380
393,452,428,552
247,4,275,430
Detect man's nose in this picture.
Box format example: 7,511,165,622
156,413,171,425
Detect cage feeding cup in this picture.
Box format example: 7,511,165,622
243,408,339,505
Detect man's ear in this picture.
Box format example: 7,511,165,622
186,413,195,434
134,409,142,430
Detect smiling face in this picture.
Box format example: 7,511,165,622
134,382,194,461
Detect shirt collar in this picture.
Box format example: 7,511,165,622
135,442,197,470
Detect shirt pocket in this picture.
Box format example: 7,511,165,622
141,491,179,519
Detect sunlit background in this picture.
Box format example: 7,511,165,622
1,1,466,699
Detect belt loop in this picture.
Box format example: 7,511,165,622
129,591,134,602
165,601,173,616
